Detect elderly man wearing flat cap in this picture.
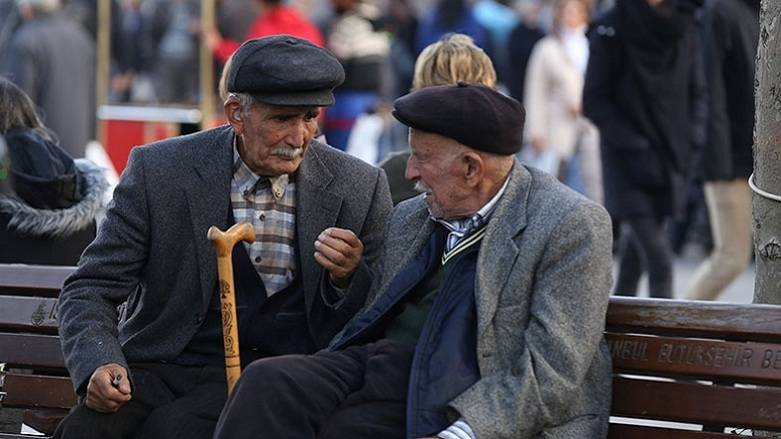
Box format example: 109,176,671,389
54,35,391,439
214,83,614,438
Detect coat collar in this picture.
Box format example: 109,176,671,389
475,159,531,335
184,126,235,309
296,141,344,313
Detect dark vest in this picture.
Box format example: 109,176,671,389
175,212,315,367
332,225,482,438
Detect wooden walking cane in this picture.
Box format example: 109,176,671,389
207,222,255,395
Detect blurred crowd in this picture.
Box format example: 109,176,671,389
0,0,761,302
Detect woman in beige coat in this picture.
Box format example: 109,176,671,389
523,0,602,203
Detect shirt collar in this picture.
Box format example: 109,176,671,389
232,135,290,201
430,173,511,231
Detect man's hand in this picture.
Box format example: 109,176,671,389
314,227,364,288
85,363,131,413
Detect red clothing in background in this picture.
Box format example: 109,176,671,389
214,5,325,63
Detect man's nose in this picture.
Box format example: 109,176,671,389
404,156,419,181
286,121,306,147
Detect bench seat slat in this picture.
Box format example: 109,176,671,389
607,297,781,342
612,376,781,431
1,373,76,409
607,333,781,385
608,424,736,438
0,296,58,334
0,334,65,369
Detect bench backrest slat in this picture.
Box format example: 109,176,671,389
1,373,76,409
607,297,781,342
0,333,65,369
607,332,781,385
0,296,58,334
613,376,781,431
0,265,74,298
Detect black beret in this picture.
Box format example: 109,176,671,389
228,35,345,106
392,83,525,155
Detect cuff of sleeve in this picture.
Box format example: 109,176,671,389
320,275,347,307
437,418,476,439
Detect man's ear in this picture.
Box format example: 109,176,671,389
224,98,244,133
462,152,484,187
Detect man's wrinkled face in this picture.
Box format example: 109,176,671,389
238,102,319,176
405,129,470,219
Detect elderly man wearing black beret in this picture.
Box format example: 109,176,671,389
54,35,392,439
214,83,614,439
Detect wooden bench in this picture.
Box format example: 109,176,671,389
3,269,781,438
0,264,76,438
607,296,781,438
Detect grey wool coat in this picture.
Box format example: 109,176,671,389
358,161,613,438
57,125,392,393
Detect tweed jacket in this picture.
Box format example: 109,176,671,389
357,161,613,438
58,125,392,392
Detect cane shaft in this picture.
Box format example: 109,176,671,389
215,255,241,394
207,223,255,396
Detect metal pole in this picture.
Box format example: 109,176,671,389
200,0,216,130
96,0,111,145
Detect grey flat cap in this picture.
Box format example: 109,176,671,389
227,35,345,106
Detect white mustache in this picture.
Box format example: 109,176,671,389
414,180,431,194
271,147,303,159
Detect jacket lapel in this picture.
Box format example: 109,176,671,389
378,202,433,295
184,127,234,310
296,142,342,313
476,161,530,335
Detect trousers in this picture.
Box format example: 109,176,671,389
687,179,752,300
53,363,226,439
213,339,414,439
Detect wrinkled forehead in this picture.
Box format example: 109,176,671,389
256,102,321,116
409,128,466,156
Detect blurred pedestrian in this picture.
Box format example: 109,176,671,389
383,0,418,99
473,0,518,87
686,0,759,301
206,0,324,65
415,0,491,57
583,0,706,298
1,0,95,158
506,0,545,103
0,77,107,265
323,0,389,151
147,0,200,104
523,0,602,203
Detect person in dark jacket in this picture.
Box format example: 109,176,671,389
506,0,545,103
53,36,392,439
583,0,706,299
686,0,759,300
214,83,614,439
0,77,107,265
